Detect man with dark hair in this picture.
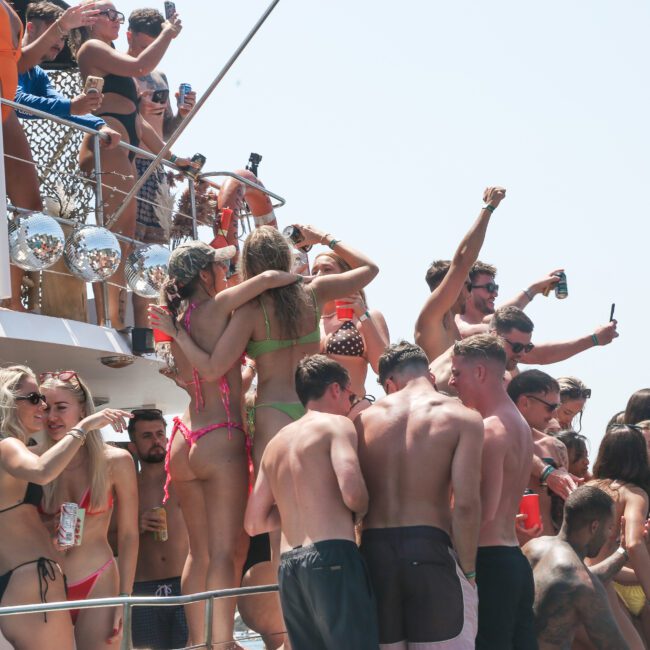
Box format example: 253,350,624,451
127,409,189,650
245,355,379,650
356,341,483,648
414,186,506,362
15,2,120,145
508,370,573,537
523,486,630,649
449,334,537,649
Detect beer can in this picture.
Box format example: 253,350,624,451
58,502,78,548
178,83,192,108
152,506,168,542
554,271,568,300
74,508,86,546
282,225,312,253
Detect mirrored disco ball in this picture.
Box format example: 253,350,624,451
8,212,65,271
125,244,171,298
64,225,121,282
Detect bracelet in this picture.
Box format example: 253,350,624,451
523,288,533,301
464,570,476,580
616,546,629,560
66,427,87,445
359,311,371,322
591,333,599,346
55,20,68,37
328,239,340,250
483,204,495,213
540,465,555,483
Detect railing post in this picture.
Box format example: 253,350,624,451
93,133,111,328
203,596,214,649
0,110,10,301
188,178,198,240
120,601,133,650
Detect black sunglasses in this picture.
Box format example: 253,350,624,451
131,408,163,418
16,392,47,405
562,388,592,400
98,9,125,23
607,423,644,433
471,282,499,293
503,339,535,354
526,394,560,413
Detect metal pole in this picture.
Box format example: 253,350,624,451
93,134,111,328
188,179,198,239
120,601,133,650
106,0,281,229
203,597,214,649
0,104,10,299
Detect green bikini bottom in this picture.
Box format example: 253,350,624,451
247,401,306,437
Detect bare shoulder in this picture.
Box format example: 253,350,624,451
106,446,136,475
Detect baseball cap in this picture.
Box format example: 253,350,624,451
167,241,236,286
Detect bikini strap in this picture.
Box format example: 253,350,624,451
259,298,272,339
163,418,182,505
11,558,58,622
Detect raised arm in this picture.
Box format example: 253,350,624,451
244,459,280,537
450,410,484,578
415,187,505,356
497,269,563,314
521,321,618,365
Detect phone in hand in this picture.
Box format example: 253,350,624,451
84,75,104,95
610,303,616,322
164,1,176,19
151,89,169,104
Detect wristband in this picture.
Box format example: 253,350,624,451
616,546,629,560
483,204,495,213
170,154,178,164
540,465,555,483
359,311,371,322
328,239,340,249
254,211,276,226
591,333,599,346
523,288,533,301
464,571,476,580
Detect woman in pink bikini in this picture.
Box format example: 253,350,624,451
38,371,138,649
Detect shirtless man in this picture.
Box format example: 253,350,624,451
523,485,629,649
414,186,506,362
244,355,379,650
507,370,569,538
127,409,189,650
357,341,482,649
449,333,537,649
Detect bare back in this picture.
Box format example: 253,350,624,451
261,412,358,551
356,378,476,531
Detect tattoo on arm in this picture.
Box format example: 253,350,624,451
589,550,628,584
576,579,630,650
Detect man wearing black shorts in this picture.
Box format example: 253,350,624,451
245,355,378,650
356,341,483,648
450,334,537,649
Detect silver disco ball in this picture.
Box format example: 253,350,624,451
125,244,170,298
8,212,65,271
64,225,121,282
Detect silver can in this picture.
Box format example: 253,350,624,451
58,502,78,548
178,83,192,108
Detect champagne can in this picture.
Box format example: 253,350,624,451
152,506,168,542
58,502,78,548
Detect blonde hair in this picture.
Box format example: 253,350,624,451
314,251,367,305
0,365,37,443
40,375,109,512
240,227,309,339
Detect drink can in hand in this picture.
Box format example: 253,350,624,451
178,83,191,108
554,272,568,299
58,502,79,548
282,225,312,252
518,490,541,530
84,76,104,95
335,300,354,321
152,506,168,542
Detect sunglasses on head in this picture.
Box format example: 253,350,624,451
16,392,47,405
562,388,592,400
471,282,499,293
131,408,164,418
607,423,644,433
503,339,535,354
97,9,125,23
39,370,80,385
526,394,560,413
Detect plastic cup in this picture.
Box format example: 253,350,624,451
153,307,173,344
335,300,354,321
518,491,541,530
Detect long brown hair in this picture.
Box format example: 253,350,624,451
240,227,309,339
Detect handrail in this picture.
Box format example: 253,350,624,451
0,583,280,650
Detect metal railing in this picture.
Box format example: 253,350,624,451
0,583,280,650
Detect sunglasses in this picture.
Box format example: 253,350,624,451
16,392,47,405
471,282,499,293
39,370,79,385
526,394,560,413
607,423,644,433
131,408,164,418
562,388,592,400
97,9,125,23
503,339,535,354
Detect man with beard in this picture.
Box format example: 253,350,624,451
127,409,189,650
523,486,629,649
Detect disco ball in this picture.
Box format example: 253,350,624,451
125,244,170,298
8,212,65,271
64,225,121,282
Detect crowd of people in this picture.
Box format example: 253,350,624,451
1,2,650,650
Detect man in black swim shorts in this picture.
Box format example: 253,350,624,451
356,341,483,649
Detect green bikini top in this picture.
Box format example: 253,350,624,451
246,289,321,359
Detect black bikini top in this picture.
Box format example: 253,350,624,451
0,482,43,514
103,73,139,105
325,320,365,358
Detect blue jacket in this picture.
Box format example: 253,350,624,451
15,66,106,131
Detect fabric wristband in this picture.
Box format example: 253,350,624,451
523,288,533,301
483,204,495,213
616,546,629,560
170,154,178,164
328,239,340,249
540,465,555,482
464,571,476,580
591,333,599,346
359,311,371,322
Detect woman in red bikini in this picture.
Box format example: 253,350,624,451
0,364,130,650
38,371,138,649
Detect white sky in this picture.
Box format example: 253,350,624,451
112,0,649,458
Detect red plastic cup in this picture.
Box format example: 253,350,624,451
518,491,541,530
335,300,354,321
153,307,173,344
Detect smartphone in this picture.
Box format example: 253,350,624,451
151,89,169,104
164,1,176,19
610,303,615,322
84,75,104,95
